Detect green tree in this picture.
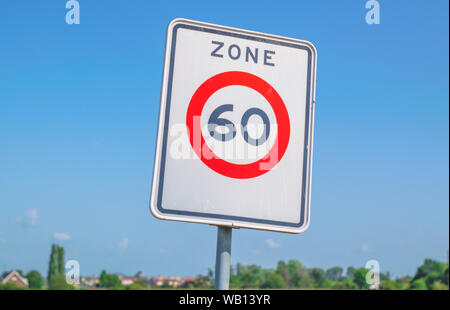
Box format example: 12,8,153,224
287,260,313,288
127,280,148,290
441,268,449,285
26,270,43,289
380,275,412,290
353,268,369,289
58,246,65,275
431,281,448,290
276,261,290,286
412,259,448,289
48,274,72,290
207,268,214,282
325,266,343,281
413,259,445,281
396,276,412,289
410,278,427,290
309,268,325,288
48,244,58,282
380,279,399,290
99,270,123,289
260,271,286,289
424,271,442,289
380,271,390,281
235,264,263,288
346,266,356,280
47,244,65,287
192,274,212,289
230,274,243,289
0,282,28,290
332,278,357,289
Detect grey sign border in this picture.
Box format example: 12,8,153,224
155,22,313,229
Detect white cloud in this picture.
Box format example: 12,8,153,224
265,238,280,249
0,237,7,244
53,233,71,241
118,238,128,252
26,209,38,226
15,209,38,227
361,243,372,252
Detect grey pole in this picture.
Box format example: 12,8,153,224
214,226,232,290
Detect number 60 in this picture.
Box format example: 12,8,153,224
207,104,270,146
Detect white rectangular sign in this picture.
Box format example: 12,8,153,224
150,18,317,233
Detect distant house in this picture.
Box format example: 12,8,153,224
151,276,166,287
182,277,197,287
149,275,196,288
120,277,137,286
167,276,182,288
80,276,100,287
1,270,29,288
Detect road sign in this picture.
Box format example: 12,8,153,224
150,18,317,234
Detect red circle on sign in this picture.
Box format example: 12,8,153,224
186,71,290,179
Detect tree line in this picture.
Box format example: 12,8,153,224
98,257,449,290
1,244,448,290
219,258,449,290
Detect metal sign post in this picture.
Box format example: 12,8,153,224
214,226,232,290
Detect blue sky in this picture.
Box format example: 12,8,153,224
0,1,448,278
